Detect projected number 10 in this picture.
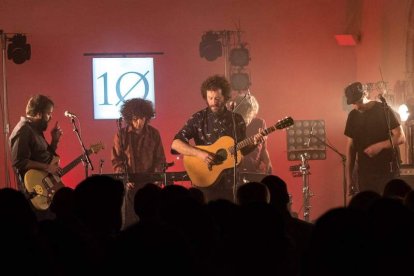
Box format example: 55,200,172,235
98,70,150,106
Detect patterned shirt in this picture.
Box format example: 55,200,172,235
174,107,250,154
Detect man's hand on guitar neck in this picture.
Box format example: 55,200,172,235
253,128,267,145
46,162,63,176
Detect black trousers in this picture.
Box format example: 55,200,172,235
358,172,397,195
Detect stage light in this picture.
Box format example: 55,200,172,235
398,104,409,122
230,72,250,91
7,34,31,64
199,31,222,61
286,120,326,161
229,46,250,67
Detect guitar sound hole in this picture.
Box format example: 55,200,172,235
214,149,227,164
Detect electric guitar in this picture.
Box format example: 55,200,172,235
24,142,104,210
183,116,294,188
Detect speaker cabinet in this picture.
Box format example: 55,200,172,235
398,165,414,189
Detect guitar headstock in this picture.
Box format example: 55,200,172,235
276,116,294,129
90,142,105,154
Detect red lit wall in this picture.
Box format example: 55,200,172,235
0,0,409,221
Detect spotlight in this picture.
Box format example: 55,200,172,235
229,46,250,67
230,72,250,91
286,120,326,161
199,31,222,61
7,34,31,64
398,104,409,122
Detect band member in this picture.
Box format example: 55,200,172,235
111,98,166,229
9,94,63,219
344,82,405,195
232,93,273,174
171,75,265,202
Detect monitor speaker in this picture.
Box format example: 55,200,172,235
398,165,414,189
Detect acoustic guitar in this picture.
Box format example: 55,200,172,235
24,142,104,210
183,116,294,187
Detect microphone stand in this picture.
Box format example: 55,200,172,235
70,117,93,178
300,153,311,222
231,92,250,202
309,132,347,207
1,30,11,187
117,118,131,230
379,94,400,176
117,118,130,184
161,161,174,187
99,159,104,175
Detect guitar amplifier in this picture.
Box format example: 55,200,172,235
398,165,414,189
400,165,414,176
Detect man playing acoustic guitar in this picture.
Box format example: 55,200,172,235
171,75,266,202
9,94,63,220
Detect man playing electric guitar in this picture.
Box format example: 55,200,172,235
171,75,265,202
10,94,63,220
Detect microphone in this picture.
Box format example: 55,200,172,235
378,94,387,104
64,111,77,118
117,117,123,129
304,125,315,147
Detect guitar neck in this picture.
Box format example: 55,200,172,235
232,124,278,152
61,148,92,176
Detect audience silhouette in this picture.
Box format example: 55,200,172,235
383,178,412,201
3,172,414,276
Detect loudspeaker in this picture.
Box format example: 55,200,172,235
398,165,414,189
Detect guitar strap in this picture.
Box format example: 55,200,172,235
13,168,33,199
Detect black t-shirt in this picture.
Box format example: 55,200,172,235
344,102,400,174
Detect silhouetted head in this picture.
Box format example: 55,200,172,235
134,182,162,222
237,182,269,205
74,175,124,234
188,187,206,205
261,175,290,211
0,188,38,237
383,178,412,199
50,186,75,218
348,190,381,212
